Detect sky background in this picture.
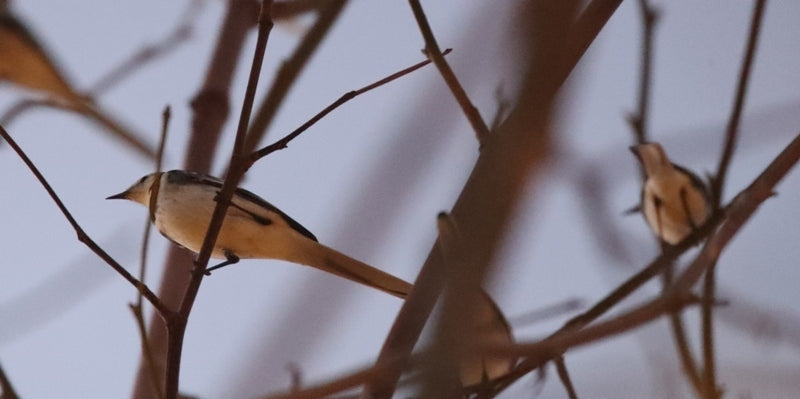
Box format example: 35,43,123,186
1,1,800,398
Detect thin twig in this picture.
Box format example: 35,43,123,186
662,261,704,396
0,124,169,316
88,3,201,96
627,0,658,146
710,0,767,205
131,105,172,399
626,2,705,392
506,298,585,328
244,0,347,155
247,50,449,165
139,106,172,306
702,3,766,398
701,261,719,399
262,353,414,399
0,361,20,399
494,210,724,391
407,0,490,144
129,304,165,399
163,3,274,398
554,357,579,399
0,98,63,126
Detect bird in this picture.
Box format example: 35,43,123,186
107,169,413,298
630,142,712,245
108,169,516,386
0,1,155,158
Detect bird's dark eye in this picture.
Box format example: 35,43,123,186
138,175,148,184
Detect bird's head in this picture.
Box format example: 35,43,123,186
630,142,672,176
106,172,162,205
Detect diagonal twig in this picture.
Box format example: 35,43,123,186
0,124,169,317
407,0,490,144
495,130,800,394
247,50,449,165
702,2,767,397
243,0,347,155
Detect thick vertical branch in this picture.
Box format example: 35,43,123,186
131,2,260,398
363,1,583,397
161,3,274,399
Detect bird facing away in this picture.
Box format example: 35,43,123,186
630,143,712,245
108,170,516,386
107,170,412,298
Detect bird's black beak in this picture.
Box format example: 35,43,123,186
106,191,128,200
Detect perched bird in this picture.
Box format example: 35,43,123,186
108,169,516,386
630,143,712,245
107,170,412,297
0,1,155,158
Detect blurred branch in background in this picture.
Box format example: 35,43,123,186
0,360,20,399
364,0,587,396
0,125,168,314
0,1,192,158
702,1,766,397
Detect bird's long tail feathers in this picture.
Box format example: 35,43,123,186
307,243,412,299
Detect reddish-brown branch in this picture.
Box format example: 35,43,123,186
161,3,274,399
248,50,447,165
0,124,170,317
132,2,261,398
244,0,347,155
363,1,620,396
0,360,20,399
407,0,490,143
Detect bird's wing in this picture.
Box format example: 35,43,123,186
168,171,318,242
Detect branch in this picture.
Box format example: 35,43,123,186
407,0,490,143
494,130,800,394
131,105,172,399
703,2,766,397
87,2,202,96
248,50,448,165
0,124,169,317
162,3,274,399
133,2,262,397
710,0,767,205
363,1,587,397
243,0,347,155
0,361,19,399
627,0,659,146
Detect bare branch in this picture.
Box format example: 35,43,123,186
0,361,20,399
407,0,490,144
162,3,274,398
244,0,347,155
248,50,447,165
0,124,169,317
702,2,767,397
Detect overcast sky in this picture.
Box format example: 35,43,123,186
2,1,800,398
